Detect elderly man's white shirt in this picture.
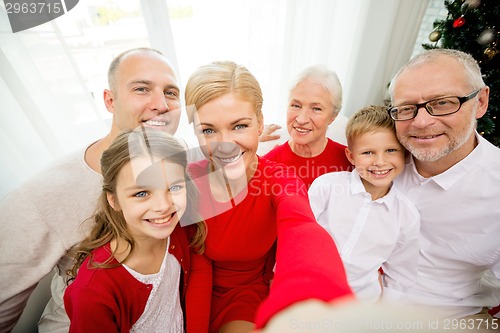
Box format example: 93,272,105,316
388,133,500,318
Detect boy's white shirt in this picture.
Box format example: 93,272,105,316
308,170,420,303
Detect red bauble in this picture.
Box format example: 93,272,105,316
453,16,466,28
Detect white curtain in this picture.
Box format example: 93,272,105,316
0,18,109,197
341,0,430,116
0,0,429,199
267,0,429,121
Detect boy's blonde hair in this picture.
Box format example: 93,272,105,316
345,105,396,148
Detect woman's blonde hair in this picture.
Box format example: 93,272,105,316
184,60,263,123
67,128,206,281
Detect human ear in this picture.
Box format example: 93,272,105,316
475,86,490,119
328,113,337,125
103,89,116,114
258,115,264,136
345,147,355,166
107,192,121,211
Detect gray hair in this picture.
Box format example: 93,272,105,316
388,49,485,100
289,65,343,114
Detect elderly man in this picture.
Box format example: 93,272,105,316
386,48,500,329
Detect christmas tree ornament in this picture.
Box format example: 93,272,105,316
477,29,496,45
453,16,466,28
421,0,499,146
484,47,499,62
463,0,481,8
429,30,442,42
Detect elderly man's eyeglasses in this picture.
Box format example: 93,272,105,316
388,89,481,121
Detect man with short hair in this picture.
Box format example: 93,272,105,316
0,47,185,332
386,48,500,329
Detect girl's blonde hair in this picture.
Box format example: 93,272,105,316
184,60,263,124
345,105,396,148
67,128,206,281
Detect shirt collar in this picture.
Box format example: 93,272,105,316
349,169,396,209
409,132,483,190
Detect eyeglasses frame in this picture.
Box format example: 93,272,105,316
388,88,481,121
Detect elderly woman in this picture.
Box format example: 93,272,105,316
263,65,352,188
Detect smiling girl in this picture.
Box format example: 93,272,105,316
64,128,210,332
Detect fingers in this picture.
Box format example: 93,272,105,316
261,134,280,142
259,124,282,142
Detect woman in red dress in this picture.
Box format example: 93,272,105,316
185,61,353,333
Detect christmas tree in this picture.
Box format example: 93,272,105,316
423,0,500,147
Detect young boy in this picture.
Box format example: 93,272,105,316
308,105,420,302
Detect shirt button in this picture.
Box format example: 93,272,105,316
180,258,183,262
171,245,175,249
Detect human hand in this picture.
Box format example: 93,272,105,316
259,124,282,142
252,298,462,333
